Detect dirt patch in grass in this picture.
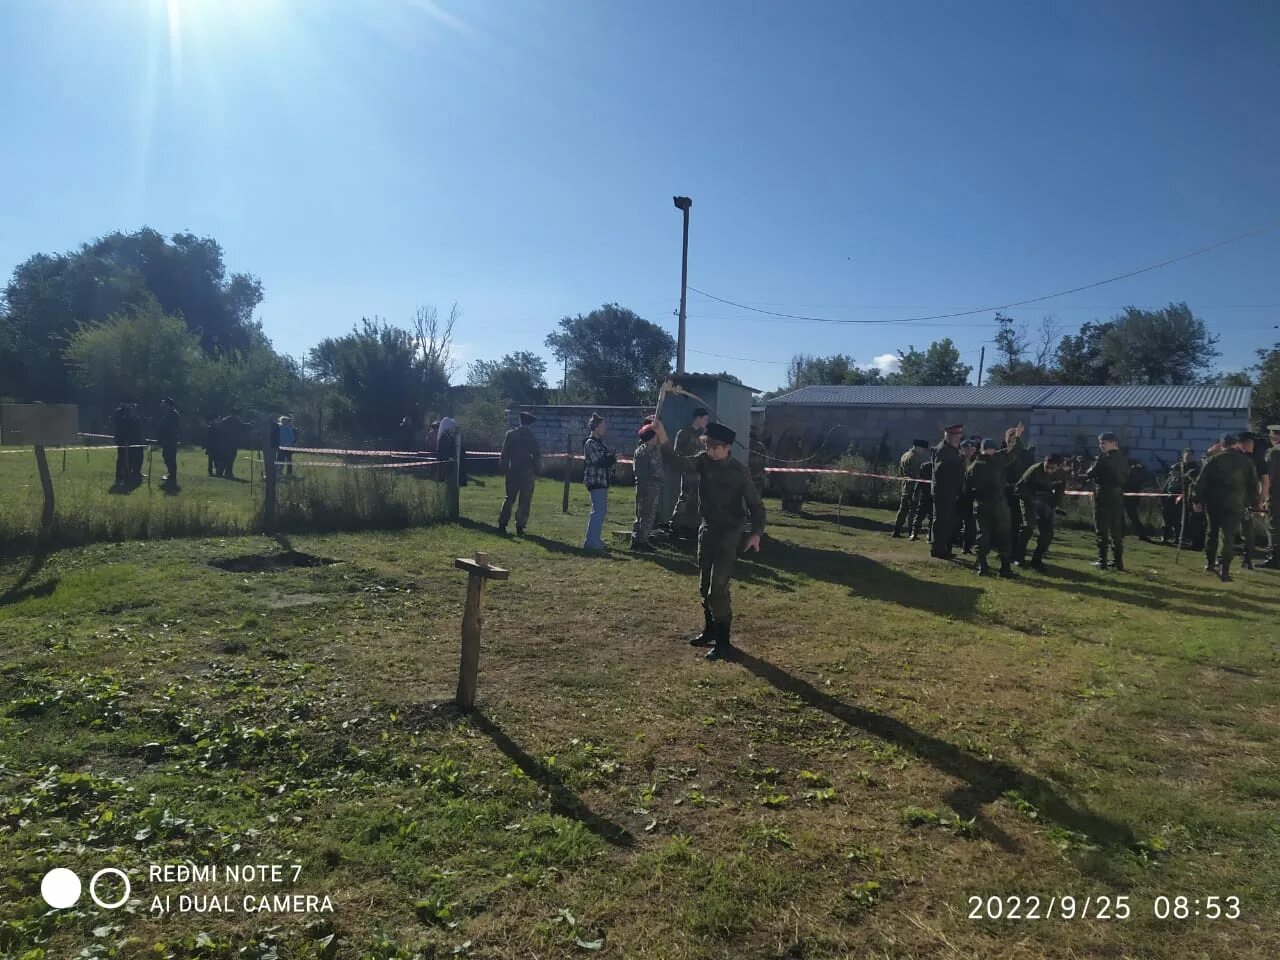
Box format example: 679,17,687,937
209,549,338,572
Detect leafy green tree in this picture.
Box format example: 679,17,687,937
887,338,972,386
545,304,675,405
63,299,202,419
1247,343,1280,432
3,228,265,401
1098,303,1218,384
984,314,1062,385
467,351,548,405
1052,321,1114,384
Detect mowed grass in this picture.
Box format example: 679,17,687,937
0,446,447,552
1,477,1279,959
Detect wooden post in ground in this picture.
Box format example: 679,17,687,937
454,552,509,712
262,422,278,531
147,446,154,492
33,445,55,539
446,428,461,520
562,432,572,513
61,448,67,474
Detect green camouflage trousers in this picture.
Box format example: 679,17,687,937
1094,491,1125,554
698,525,739,623
633,482,662,543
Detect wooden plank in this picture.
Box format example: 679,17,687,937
454,558,509,579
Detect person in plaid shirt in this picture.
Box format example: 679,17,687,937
582,413,617,551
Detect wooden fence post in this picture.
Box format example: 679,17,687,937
33,445,55,539
454,552,509,712
562,432,573,513
262,422,277,531
447,428,462,520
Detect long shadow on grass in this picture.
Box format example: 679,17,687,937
638,548,798,593
755,536,982,618
733,650,1137,852
1017,567,1266,619
469,709,635,849
0,548,57,608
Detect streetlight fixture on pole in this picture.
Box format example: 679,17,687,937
673,196,692,374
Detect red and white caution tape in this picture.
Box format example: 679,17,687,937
764,466,1172,498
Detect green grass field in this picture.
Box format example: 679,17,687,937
2,476,1278,959
0,446,448,553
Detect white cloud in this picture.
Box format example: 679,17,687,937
872,353,900,373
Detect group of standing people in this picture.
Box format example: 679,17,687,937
111,397,180,492
494,407,765,661
892,422,1280,582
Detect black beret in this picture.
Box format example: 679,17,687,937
704,422,735,445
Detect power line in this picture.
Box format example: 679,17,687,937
688,218,1280,325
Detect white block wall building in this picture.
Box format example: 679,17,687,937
764,385,1252,469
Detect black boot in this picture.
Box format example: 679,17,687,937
1204,555,1217,574
516,525,525,537
1242,556,1254,571
1263,555,1280,569
998,558,1018,579
1092,543,1108,569
1219,558,1233,583
1028,546,1047,572
689,607,714,647
705,619,733,661
975,556,991,577
1112,546,1125,573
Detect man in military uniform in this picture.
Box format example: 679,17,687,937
1002,426,1034,545
112,398,137,490
1124,460,1155,541
497,410,541,536
912,459,933,542
655,419,765,662
1161,449,1197,546
1263,424,1280,568
1193,433,1259,582
955,439,979,554
1014,453,1065,571
1086,432,1129,571
891,439,929,538
930,424,965,559
157,397,181,491
667,407,710,540
963,428,1024,577
1235,432,1263,569
631,423,664,551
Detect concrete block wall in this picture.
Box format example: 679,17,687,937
764,404,1252,471
1034,407,1249,467
505,405,652,474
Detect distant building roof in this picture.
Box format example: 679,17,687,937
766,384,1251,411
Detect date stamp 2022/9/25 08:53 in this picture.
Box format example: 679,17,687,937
966,894,1243,922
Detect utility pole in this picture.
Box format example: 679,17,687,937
673,196,692,374
976,346,985,387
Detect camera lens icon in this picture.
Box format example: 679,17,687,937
41,868,131,910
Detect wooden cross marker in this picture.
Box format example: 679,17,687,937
453,552,509,712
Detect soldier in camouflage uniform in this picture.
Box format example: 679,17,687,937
963,427,1024,577
668,408,710,540
631,424,664,551
1160,449,1197,546
955,439,979,554
1015,453,1065,571
1193,433,1259,582
930,424,965,559
498,411,542,536
891,439,929,538
1085,432,1129,571
655,419,765,662
1263,425,1280,568
912,460,933,541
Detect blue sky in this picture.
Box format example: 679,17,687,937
2,0,1277,392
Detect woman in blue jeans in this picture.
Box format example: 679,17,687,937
582,414,617,550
